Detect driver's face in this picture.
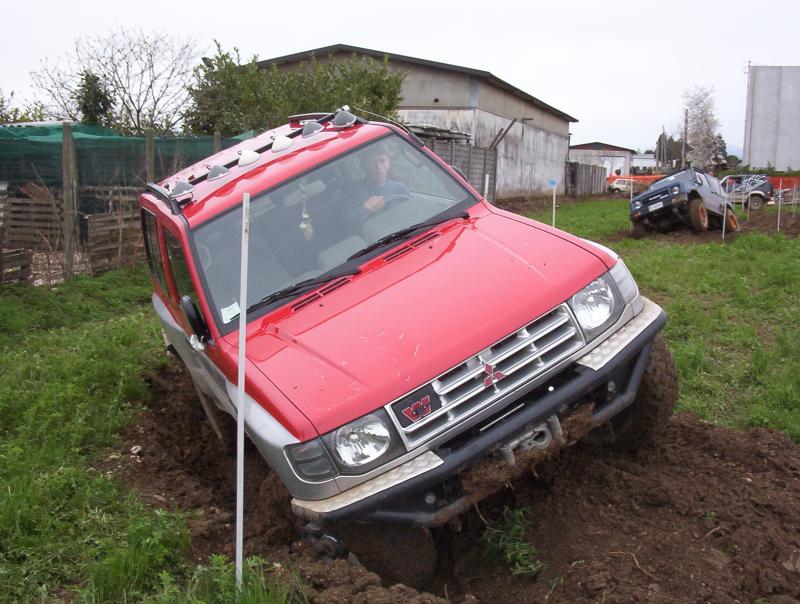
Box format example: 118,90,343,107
367,152,390,183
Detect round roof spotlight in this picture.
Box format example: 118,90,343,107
302,120,324,138
171,180,194,196
206,164,230,181
332,110,357,128
238,149,260,167
271,134,294,153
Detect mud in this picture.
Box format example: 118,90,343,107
103,364,800,603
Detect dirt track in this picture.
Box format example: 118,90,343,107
100,364,800,603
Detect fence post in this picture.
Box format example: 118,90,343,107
62,121,77,279
146,130,155,184
213,130,222,153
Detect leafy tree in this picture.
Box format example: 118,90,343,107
74,71,114,126
0,89,45,124
185,43,405,136
32,28,196,134
726,154,741,168
684,86,720,169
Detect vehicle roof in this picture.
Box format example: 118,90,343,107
153,122,392,229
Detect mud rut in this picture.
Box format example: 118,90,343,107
102,363,800,603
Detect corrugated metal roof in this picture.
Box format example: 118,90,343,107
256,44,578,124
569,141,636,153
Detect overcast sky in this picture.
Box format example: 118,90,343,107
3,0,798,155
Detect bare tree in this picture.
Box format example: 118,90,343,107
32,28,197,134
683,86,720,169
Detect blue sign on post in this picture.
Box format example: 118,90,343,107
548,178,558,187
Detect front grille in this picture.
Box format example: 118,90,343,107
391,304,584,446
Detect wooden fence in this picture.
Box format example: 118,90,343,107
1,197,63,250
85,208,144,276
1,248,33,284
420,138,498,202
566,162,607,197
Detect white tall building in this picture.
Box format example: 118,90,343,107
743,66,800,170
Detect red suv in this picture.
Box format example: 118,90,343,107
139,107,677,550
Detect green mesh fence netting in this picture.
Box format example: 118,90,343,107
0,122,253,216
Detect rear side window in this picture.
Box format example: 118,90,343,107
141,209,167,291
164,230,198,301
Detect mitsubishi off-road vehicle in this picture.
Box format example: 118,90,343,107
630,166,740,236
140,107,677,555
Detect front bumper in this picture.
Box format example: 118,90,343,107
292,298,666,526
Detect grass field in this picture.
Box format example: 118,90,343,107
534,198,800,441
1,198,798,600
0,266,298,602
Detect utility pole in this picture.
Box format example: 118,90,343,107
681,109,688,168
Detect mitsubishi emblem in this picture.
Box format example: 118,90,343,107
483,362,506,388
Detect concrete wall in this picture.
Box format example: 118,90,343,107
568,149,631,177
477,81,569,136
474,110,568,196
744,66,800,171
391,61,475,108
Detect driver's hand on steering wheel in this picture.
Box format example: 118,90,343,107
363,195,385,213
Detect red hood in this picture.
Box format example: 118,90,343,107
232,208,611,435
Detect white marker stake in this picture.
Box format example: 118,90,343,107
549,178,558,227
235,191,251,589
721,202,728,241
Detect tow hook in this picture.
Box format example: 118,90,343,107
497,414,563,466
298,521,348,558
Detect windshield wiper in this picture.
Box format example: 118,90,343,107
347,209,469,261
246,267,361,313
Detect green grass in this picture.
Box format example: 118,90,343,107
531,198,800,441
482,507,545,577
0,268,300,602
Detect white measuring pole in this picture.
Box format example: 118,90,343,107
550,178,558,227
777,183,782,233
235,191,251,589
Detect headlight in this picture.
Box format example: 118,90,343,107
632,200,642,210
569,274,622,340
321,409,404,474
671,185,680,195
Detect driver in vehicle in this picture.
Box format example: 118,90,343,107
351,142,409,216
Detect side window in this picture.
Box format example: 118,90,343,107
141,209,167,291
163,230,198,301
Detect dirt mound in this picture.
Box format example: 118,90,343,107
104,364,800,603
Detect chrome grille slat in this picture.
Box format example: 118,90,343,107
393,304,585,444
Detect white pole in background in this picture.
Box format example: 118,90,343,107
549,178,558,227
235,191,251,589
777,180,782,233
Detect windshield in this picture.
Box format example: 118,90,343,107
193,132,475,329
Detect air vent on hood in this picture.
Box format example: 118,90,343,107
290,277,351,312
383,231,441,263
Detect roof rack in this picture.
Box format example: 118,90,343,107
144,106,363,215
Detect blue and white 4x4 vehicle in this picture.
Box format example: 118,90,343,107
630,167,741,236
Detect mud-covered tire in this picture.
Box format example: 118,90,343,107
688,198,709,232
631,221,648,239
588,334,678,451
748,194,765,211
725,209,741,232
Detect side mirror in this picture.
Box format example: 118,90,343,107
180,295,209,348
450,164,468,182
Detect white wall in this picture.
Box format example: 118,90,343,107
744,66,800,170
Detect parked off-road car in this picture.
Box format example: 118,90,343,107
630,167,740,236
140,107,678,555
719,174,774,210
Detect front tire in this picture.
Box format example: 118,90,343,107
631,221,648,239
748,194,765,211
688,198,709,232
587,334,678,451
725,209,741,232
